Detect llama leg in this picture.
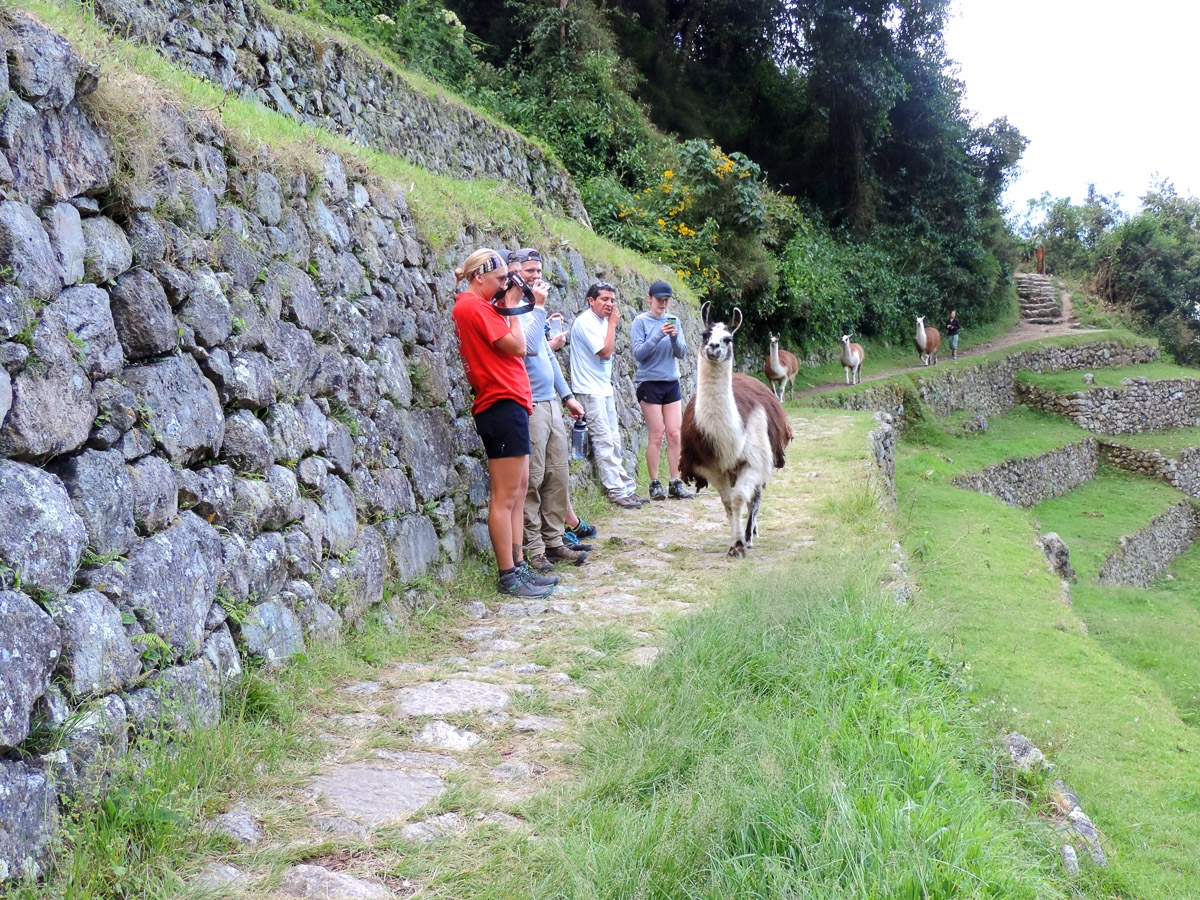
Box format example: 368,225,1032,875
727,492,746,557
744,486,762,546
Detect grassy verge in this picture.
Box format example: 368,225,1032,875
1020,362,1200,393
483,555,1071,899
898,414,1200,898
1107,425,1200,454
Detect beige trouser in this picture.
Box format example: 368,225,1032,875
523,399,570,557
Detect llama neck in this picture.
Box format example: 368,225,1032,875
916,323,927,351
768,343,784,376
696,358,743,468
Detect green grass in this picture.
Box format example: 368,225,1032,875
476,556,1072,899
1102,425,1200,455
898,428,1200,898
1034,469,1186,579
900,406,1089,481
1019,361,1200,393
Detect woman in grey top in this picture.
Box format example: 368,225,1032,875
631,280,693,500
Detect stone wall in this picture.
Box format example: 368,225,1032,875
820,341,1158,422
1097,501,1200,588
1020,377,1200,435
0,13,696,878
90,0,589,226
1099,442,1200,498
951,439,1099,508
868,412,896,508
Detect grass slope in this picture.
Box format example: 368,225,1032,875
898,418,1200,898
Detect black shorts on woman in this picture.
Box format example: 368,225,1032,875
635,380,682,405
473,399,531,458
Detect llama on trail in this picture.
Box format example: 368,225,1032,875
681,304,793,557
915,315,941,366
840,334,865,384
765,333,799,402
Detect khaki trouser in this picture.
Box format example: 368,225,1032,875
523,399,570,556
576,392,637,500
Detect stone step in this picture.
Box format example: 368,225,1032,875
1025,316,1063,324
1021,303,1061,315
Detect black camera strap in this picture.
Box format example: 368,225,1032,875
492,301,536,317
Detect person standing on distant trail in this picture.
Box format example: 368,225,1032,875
570,281,646,510
631,279,694,501
451,248,558,599
947,310,961,360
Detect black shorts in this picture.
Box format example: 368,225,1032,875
636,380,682,405
474,399,531,459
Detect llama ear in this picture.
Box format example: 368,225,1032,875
700,301,712,327
730,308,742,334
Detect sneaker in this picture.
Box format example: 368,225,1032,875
562,531,593,552
528,553,555,573
517,560,559,587
649,480,667,501
668,478,695,500
566,520,597,540
498,569,553,599
546,545,588,566
611,494,643,510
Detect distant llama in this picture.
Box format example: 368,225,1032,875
840,334,865,384
765,333,799,402
915,315,941,366
681,304,793,556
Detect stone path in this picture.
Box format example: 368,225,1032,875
188,410,870,899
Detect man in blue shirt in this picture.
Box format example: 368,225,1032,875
509,248,589,571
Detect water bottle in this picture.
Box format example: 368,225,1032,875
570,417,589,460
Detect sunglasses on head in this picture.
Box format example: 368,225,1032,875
588,281,615,298
508,248,542,264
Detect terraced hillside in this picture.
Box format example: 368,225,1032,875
891,351,1200,897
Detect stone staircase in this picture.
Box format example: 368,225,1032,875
1015,273,1062,324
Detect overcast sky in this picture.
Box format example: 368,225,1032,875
943,0,1198,219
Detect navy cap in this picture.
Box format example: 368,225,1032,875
648,280,673,298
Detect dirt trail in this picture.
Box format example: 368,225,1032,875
797,288,1099,399
188,410,878,898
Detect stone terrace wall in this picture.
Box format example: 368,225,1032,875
951,439,1099,508
91,0,590,226
1099,442,1200,498
1097,501,1200,588
1020,377,1200,435
821,341,1158,422
0,14,692,878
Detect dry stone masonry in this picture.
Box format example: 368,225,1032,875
1097,500,1200,588
0,12,697,879
1099,442,1200,498
826,340,1157,423
89,0,590,226
1015,273,1061,324
1020,376,1200,435
951,439,1099,508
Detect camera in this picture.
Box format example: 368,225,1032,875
493,271,536,307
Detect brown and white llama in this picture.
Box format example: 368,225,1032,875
840,334,865,384
765,333,799,402
915,315,941,366
681,304,793,557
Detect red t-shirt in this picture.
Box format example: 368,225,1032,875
452,291,533,416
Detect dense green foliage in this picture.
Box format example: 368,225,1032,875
302,0,1027,350
1018,181,1200,363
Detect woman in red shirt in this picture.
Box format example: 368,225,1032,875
452,249,556,598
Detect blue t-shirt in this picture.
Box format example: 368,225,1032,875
631,311,688,384
519,307,571,403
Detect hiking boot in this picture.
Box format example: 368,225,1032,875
546,545,588,566
517,560,559,586
648,480,667,501
669,478,695,500
562,530,593,552
611,494,643,510
566,520,597,540
498,569,553,599
528,553,555,573
631,494,650,505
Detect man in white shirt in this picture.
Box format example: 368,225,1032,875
569,282,645,509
